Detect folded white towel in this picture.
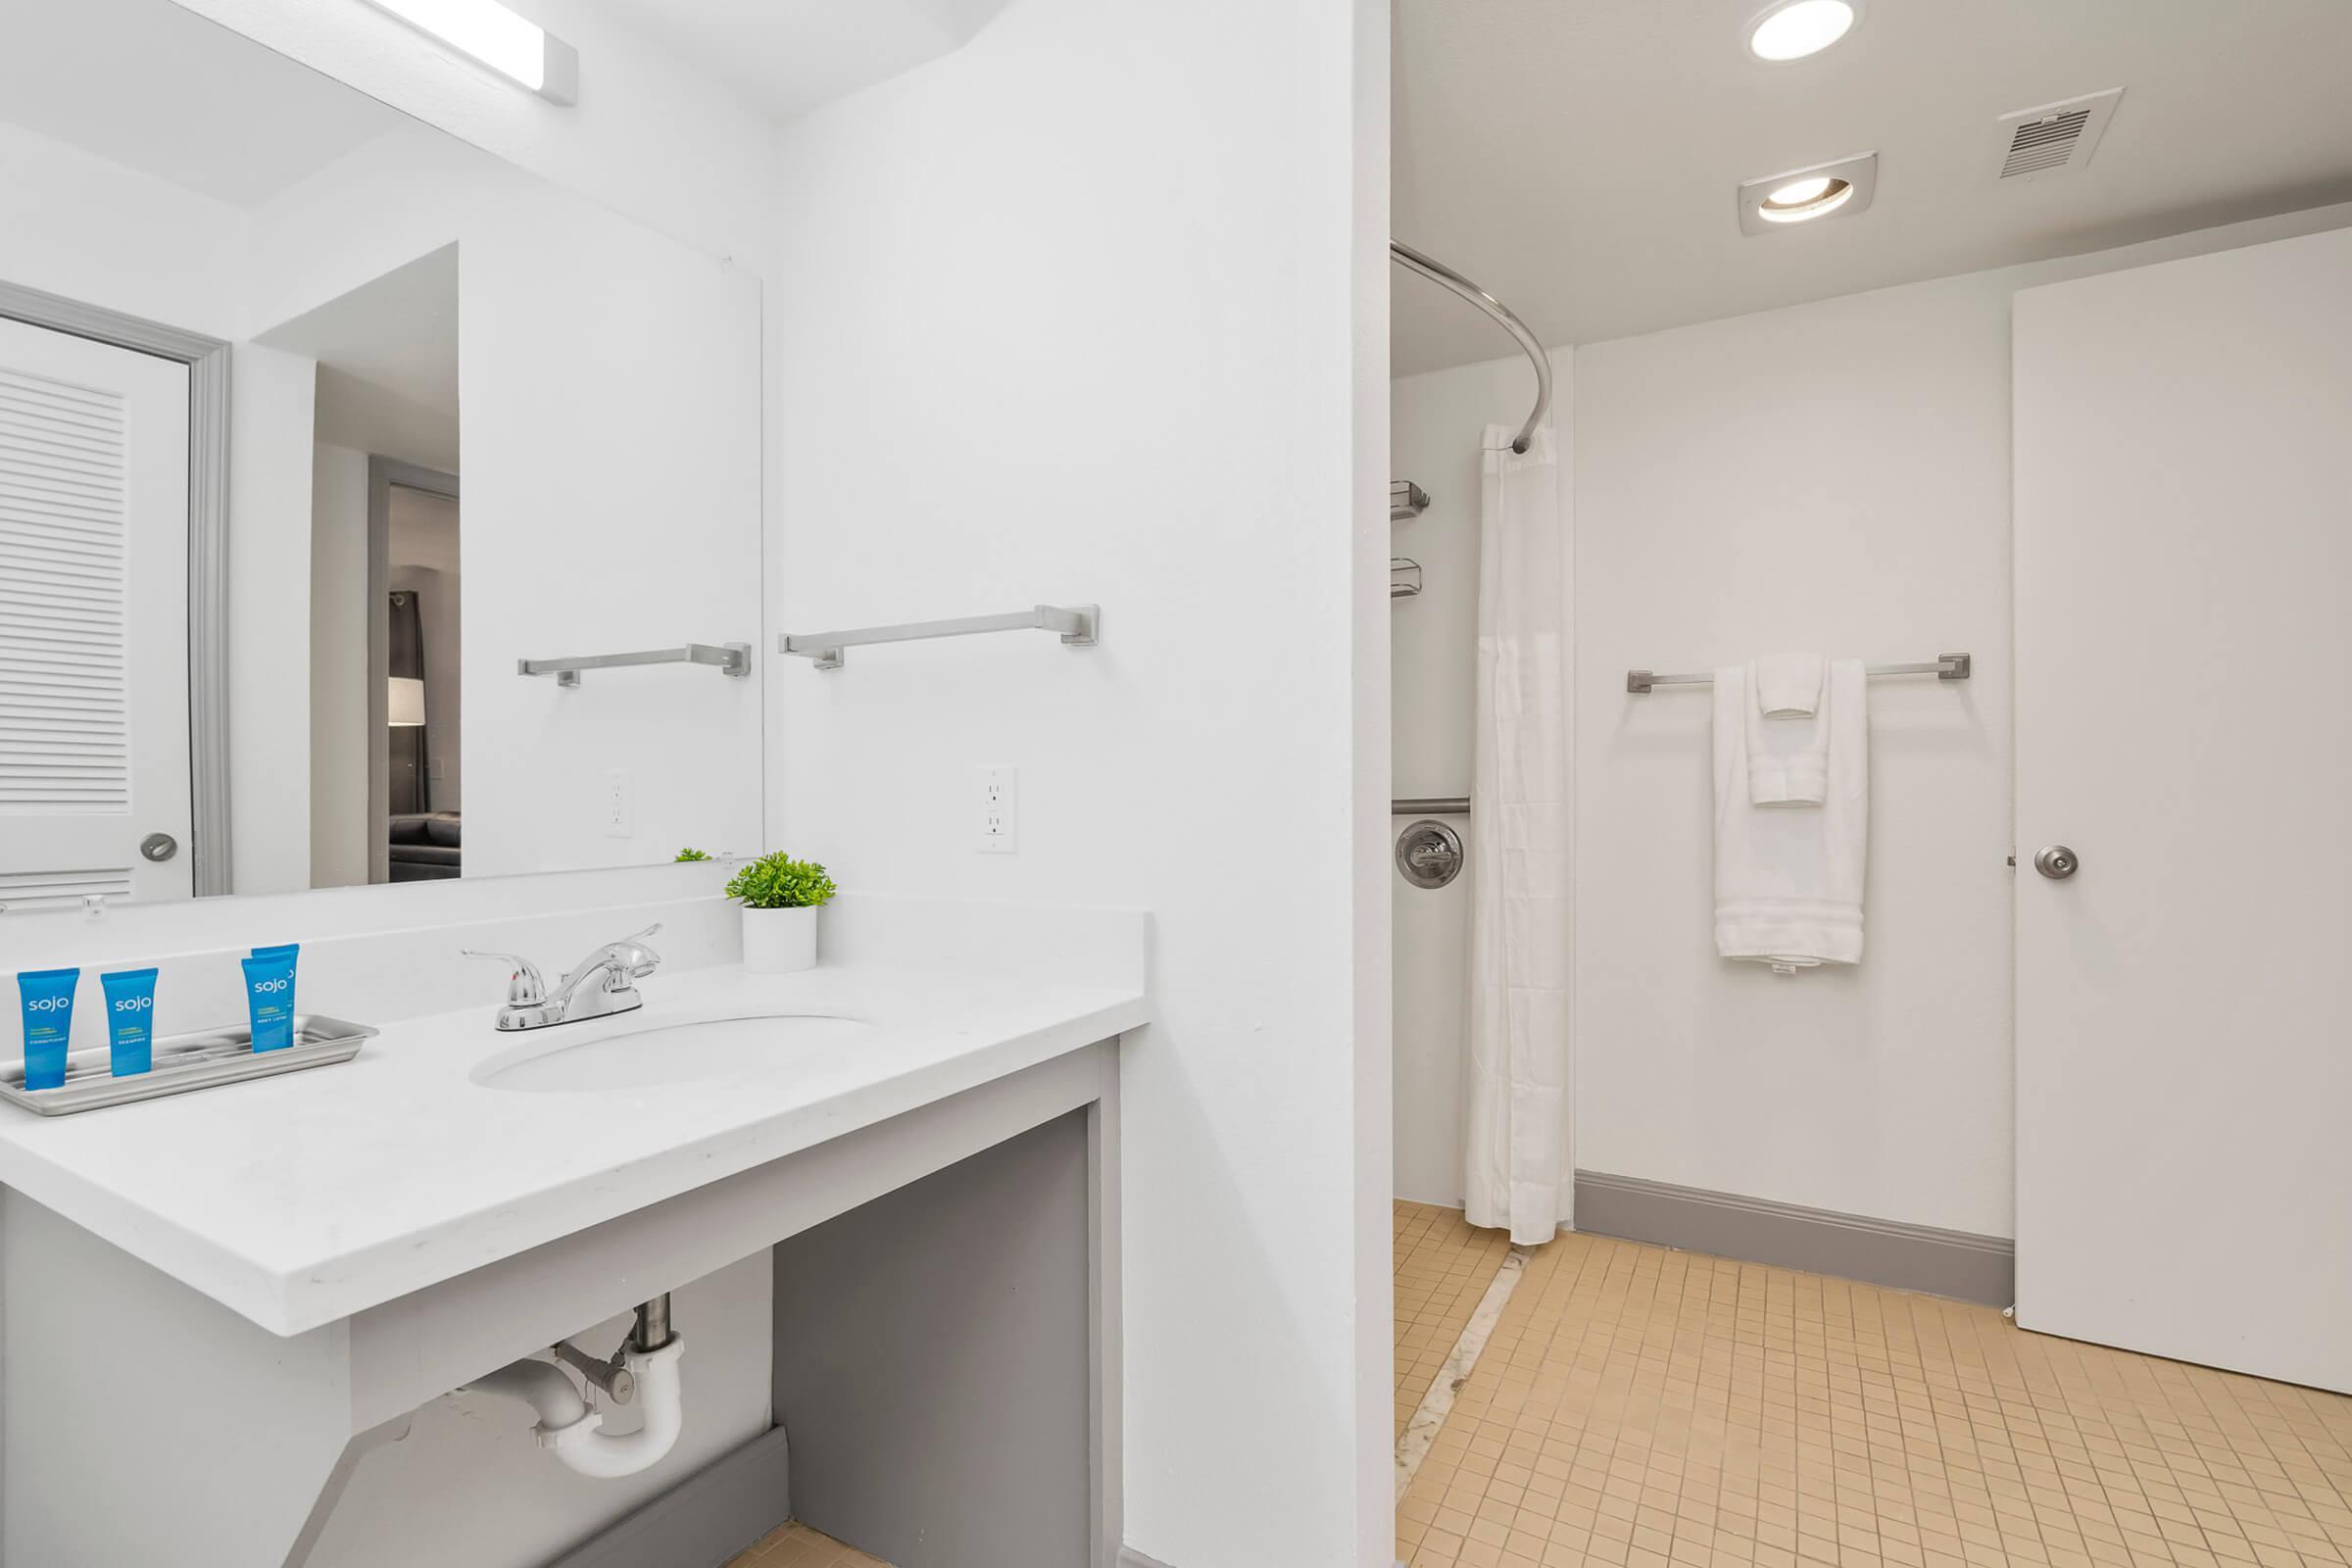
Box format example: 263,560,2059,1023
1744,655,1830,806
1754,652,1824,717
1715,660,1867,970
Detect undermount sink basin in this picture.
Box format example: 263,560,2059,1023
471,1012,876,1093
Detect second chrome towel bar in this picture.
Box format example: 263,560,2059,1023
781,604,1099,671
519,643,752,687
1626,653,1970,694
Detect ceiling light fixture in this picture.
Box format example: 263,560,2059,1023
1757,176,1853,221
1745,0,1859,62
1737,152,1878,235
356,0,578,104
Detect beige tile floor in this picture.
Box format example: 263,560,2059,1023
1396,1220,2352,1568
1399,1199,1523,1436
727,1519,893,1567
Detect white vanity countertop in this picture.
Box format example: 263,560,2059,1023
0,963,1146,1336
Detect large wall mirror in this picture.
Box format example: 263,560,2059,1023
0,0,763,913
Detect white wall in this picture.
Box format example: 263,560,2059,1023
1390,201,2352,1240
765,1,1389,1562
1388,353,1566,1206
312,442,371,888
0,119,248,336
1573,276,2017,1237
227,341,319,893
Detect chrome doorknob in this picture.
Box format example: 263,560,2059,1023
2033,845,2080,880
139,832,178,863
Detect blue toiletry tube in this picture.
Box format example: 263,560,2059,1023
16,968,79,1091
100,968,159,1077
241,953,298,1054
249,944,299,1050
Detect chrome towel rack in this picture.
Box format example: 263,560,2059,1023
1393,797,1469,814
781,604,1099,671
1391,559,1424,599
1391,480,1431,520
1626,653,1970,694
519,642,752,688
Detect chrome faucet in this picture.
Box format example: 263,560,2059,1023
466,924,663,1032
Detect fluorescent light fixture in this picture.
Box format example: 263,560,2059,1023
1746,0,1859,62
388,676,427,727
357,0,578,104
1737,152,1877,235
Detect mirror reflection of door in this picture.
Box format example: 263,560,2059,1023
0,315,195,907
380,477,462,884
387,590,426,816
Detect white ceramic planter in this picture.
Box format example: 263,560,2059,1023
741,905,818,974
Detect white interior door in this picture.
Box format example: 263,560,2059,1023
2013,226,2352,1395
0,315,193,907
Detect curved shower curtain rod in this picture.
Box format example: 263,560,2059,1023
1391,240,1552,455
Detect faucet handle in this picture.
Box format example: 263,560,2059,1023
613,923,663,978
464,950,547,1004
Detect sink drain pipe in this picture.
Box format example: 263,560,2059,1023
461,1294,685,1479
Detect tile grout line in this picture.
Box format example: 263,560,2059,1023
1394,1242,1530,1505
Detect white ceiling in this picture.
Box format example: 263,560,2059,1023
0,0,403,209
585,0,1013,122
261,246,462,473
1394,0,2352,373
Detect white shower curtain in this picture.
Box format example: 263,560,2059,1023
1463,422,1572,1246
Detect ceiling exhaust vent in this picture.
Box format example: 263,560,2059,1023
1989,88,2124,182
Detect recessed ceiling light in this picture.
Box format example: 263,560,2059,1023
1746,0,1859,62
1767,176,1834,206
1737,153,1878,235
1758,177,1853,221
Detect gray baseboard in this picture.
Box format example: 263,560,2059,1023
1117,1550,1179,1568
1573,1170,2015,1306
547,1422,792,1568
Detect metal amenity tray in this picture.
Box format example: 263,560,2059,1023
0,1014,377,1116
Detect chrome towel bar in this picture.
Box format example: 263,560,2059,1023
781,604,1099,671
519,642,752,688
1393,797,1469,815
1626,653,1970,694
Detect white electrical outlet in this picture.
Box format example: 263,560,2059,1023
605,769,634,838
978,765,1018,854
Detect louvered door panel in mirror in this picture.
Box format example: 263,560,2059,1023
0,365,130,816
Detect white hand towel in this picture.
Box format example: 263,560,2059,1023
1714,660,1867,970
1745,654,1830,806
1754,652,1824,716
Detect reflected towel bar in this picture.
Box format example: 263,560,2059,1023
1393,797,1469,815
781,604,1100,671
519,642,752,688
1626,653,1971,695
